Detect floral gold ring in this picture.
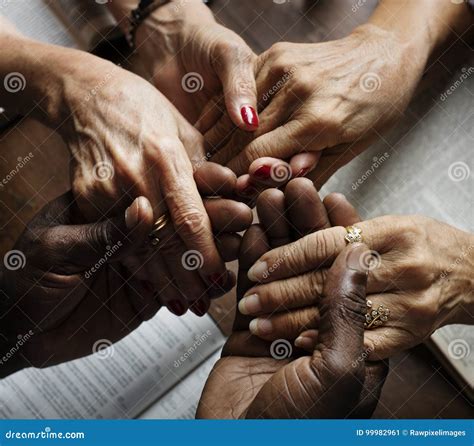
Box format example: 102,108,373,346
364,300,390,329
344,225,363,244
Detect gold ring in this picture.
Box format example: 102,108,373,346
364,300,390,329
345,225,363,244
148,213,169,246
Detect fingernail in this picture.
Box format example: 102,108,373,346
168,300,186,316
346,243,369,273
247,261,268,282
190,299,207,317
294,336,314,350
253,165,271,180
249,318,273,335
296,167,309,177
125,199,140,229
238,294,261,315
240,105,259,129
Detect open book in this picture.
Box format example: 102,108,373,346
0,310,225,419
427,325,474,403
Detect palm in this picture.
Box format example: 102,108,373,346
197,350,283,418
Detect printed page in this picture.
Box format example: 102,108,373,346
429,324,474,401
0,310,225,419
139,349,222,419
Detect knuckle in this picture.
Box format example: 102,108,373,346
174,208,207,238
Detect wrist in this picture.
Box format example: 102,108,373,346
0,35,70,125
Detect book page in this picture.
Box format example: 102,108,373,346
429,324,474,400
139,349,222,419
0,310,225,419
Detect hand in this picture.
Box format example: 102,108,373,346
0,181,251,375
209,24,424,191
197,179,388,418
5,36,241,305
133,0,258,130
244,212,474,359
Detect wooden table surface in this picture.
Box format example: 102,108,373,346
0,0,472,418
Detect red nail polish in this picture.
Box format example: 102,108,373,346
253,165,271,180
191,300,207,317
168,300,186,316
297,167,309,177
240,105,259,129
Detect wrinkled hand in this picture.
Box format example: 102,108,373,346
208,24,425,193
244,210,474,359
197,180,388,418
0,173,251,374
136,0,258,130
53,52,249,309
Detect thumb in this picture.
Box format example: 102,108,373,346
214,40,259,131
46,196,154,269
313,242,370,371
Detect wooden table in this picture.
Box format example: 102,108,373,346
0,0,472,418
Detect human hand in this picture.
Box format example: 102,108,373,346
0,181,251,375
197,182,387,418
7,38,243,303
134,0,258,130
244,211,474,360
0,192,156,374
207,23,425,193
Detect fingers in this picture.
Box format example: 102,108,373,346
42,196,154,269
215,233,241,262
158,139,228,284
289,152,321,178
194,162,237,197
312,243,369,366
226,121,326,176
246,216,389,283
248,307,320,341
238,269,326,316
256,189,292,248
284,178,330,236
234,224,270,331
214,39,259,131
323,193,361,227
204,198,253,233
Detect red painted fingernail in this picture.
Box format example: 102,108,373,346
253,165,272,180
297,167,309,177
240,105,259,129
191,299,207,317
168,300,186,316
